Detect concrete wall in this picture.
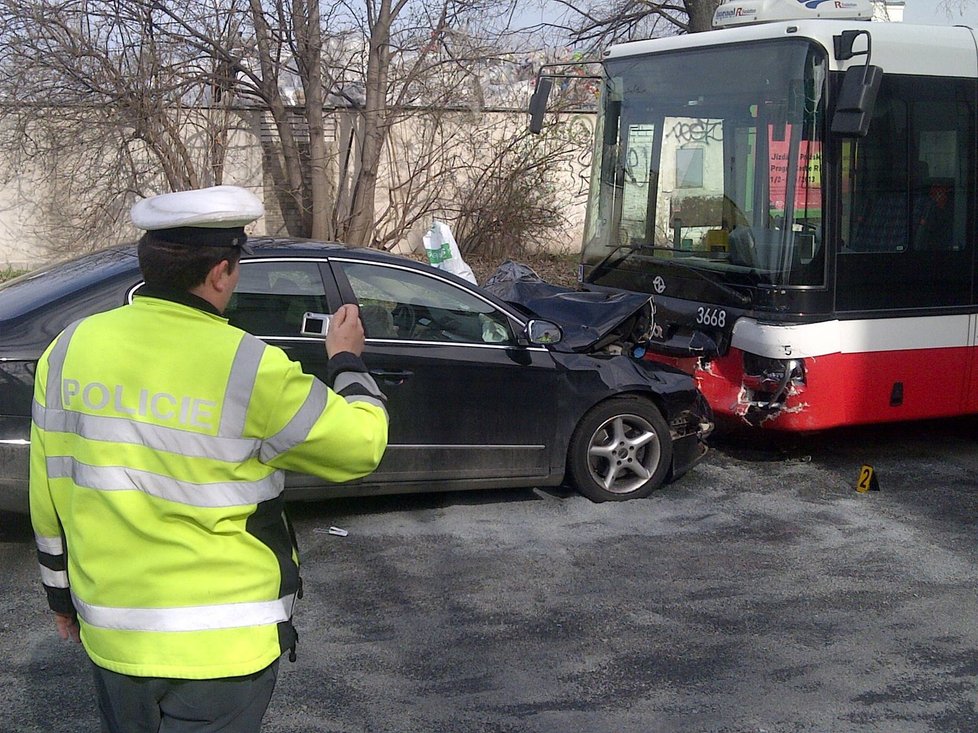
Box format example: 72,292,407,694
0,109,267,271
0,107,592,271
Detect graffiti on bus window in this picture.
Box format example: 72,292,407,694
669,119,723,145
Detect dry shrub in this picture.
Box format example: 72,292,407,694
451,116,590,262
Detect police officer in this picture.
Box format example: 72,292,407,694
30,185,389,732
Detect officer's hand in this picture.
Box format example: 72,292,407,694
326,304,365,358
54,612,81,643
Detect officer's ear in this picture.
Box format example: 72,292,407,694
190,258,236,311
196,258,231,295
210,259,235,293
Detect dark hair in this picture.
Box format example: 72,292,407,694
137,232,240,291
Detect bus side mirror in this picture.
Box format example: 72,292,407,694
831,65,882,137
528,77,554,134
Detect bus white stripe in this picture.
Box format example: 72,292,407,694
732,314,973,359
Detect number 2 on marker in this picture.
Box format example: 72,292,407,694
856,465,874,493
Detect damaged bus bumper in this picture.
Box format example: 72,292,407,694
646,316,818,430
695,348,810,429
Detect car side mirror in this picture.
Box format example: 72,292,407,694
525,319,562,345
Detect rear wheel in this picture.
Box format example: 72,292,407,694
567,396,673,502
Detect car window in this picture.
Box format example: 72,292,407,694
226,261,327,336
337,261,515,344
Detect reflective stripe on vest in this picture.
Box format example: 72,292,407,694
260,379,329,462
46,456,284,508
45,320,84,411
73,591,298,632
40,565,69,588
35,533,64,555
220,336,267,437
36,532,69,589
32,403,262,463
333,371,388,415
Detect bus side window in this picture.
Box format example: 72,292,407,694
836,76,972,311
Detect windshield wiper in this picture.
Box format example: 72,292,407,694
587,243,752,307
589,243,655,282
643,253,752,307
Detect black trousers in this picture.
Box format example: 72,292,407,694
92,660,279,733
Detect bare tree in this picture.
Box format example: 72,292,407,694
450,114,591,259
332,0,528,246
0,0,580,259
0,0,252,250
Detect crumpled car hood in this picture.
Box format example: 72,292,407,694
483,261,653,353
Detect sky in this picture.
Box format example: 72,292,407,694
902,0,978,24
506,1,555,28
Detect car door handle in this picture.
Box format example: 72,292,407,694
370,369,413,385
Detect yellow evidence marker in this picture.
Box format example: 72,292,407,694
856,465,880,493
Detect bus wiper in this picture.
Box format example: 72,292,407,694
588,244,751,307
589,243,654,281
646,253,752,307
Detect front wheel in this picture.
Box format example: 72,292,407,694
567,397,673,502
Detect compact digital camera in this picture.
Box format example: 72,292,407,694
300,312,332,337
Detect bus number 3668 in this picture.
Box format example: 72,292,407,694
696,308,727,328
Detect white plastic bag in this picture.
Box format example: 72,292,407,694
422,220,477,284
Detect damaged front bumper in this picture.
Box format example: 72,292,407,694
641,307,817,430
667,391,715,479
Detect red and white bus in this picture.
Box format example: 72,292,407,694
533,0,978,431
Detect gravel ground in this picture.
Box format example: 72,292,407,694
3,418,978,732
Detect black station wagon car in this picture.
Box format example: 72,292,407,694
0,239,712,512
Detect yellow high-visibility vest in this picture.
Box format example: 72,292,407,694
30,295,388,679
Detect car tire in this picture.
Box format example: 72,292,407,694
567,396,673,502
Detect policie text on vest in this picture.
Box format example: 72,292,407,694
62,380,217,430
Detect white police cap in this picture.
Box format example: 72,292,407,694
131,185,264,231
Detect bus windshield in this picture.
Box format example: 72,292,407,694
582,39,827,293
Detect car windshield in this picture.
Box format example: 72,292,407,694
582,38,827,291
0,246,138,321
